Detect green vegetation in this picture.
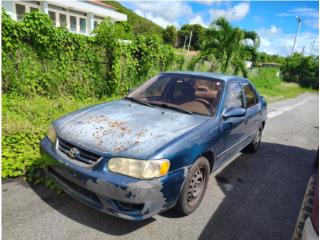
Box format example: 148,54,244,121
192,18,260,77
256,52,285,65
281,53,319,89
178,24,207,50
163,25,178,46
2,10,181,98
104,1,163,36
2,94,115,192
248,67,311,102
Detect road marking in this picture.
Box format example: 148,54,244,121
267,97,314,119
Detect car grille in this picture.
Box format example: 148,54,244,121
47,166,102,208
58,138,101,165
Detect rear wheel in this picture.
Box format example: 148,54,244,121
175,157,210,215
245,127,262,153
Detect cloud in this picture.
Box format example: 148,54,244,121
258,30,319,56
134,9,179,28
258,25,282,35
305,19,319,29
195,0,216,6
277,7,319,31
189,15,209,27
210,2,250,21
278,7,318,18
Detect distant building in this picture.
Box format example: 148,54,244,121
260,62,282,68
245,61,253,69
2,0,127,35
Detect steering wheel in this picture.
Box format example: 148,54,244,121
195,98,211,108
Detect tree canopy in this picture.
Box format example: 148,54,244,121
194,17,260,77
177,24,206,50
163,25,178,46
281,53,319,89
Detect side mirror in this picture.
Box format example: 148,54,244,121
223,107,246,119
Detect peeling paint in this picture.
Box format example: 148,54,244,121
55,99,208,158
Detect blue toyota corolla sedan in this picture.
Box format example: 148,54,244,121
40,71,267,220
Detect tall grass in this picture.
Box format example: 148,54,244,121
248,67,312,102
248,67,281,88
2,94,119,135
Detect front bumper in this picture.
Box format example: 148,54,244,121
40,137,187,220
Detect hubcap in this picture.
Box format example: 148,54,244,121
253,130,261,147
187,168,206,207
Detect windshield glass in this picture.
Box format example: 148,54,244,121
127,74,224,116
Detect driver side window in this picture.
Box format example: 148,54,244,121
225,82,244,110
143,77,171,98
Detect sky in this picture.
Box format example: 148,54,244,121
120,1,319,56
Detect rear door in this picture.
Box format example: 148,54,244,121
241,82,260,139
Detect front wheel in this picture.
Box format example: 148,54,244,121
175,157,210,216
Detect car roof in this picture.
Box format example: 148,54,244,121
163,71,248,83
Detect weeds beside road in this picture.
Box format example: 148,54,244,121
2,95,117,182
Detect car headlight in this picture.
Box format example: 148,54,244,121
47,124,57,144
108,158,170,179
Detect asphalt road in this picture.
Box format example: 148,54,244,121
3,93,319,240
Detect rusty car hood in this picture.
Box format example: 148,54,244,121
54,99,209,158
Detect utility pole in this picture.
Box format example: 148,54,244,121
310,40,316,56
187,30,193,53
182,35,188,53
291,16,302,56
301,46,305,55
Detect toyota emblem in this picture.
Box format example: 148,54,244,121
68,147,80,159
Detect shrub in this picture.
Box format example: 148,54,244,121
2,10,181,99
281,53,319,89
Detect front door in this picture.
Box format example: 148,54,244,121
216,82,248,164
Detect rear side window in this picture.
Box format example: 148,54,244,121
242,83,258,108
225,82,244,109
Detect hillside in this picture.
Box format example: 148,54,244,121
104,1,164,36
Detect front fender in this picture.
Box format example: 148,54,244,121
151,117,220,171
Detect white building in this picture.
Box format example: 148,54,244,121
2,0,127,35
244,60,253,69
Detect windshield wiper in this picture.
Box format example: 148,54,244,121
149,102,193,115
124,97,154,107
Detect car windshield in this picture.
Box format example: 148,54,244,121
127,74,224,116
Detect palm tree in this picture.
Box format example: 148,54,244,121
195,17,260,77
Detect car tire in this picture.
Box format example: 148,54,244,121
314,148,319,169
244,127,262,153
292,175,318,240
175,156,210,216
